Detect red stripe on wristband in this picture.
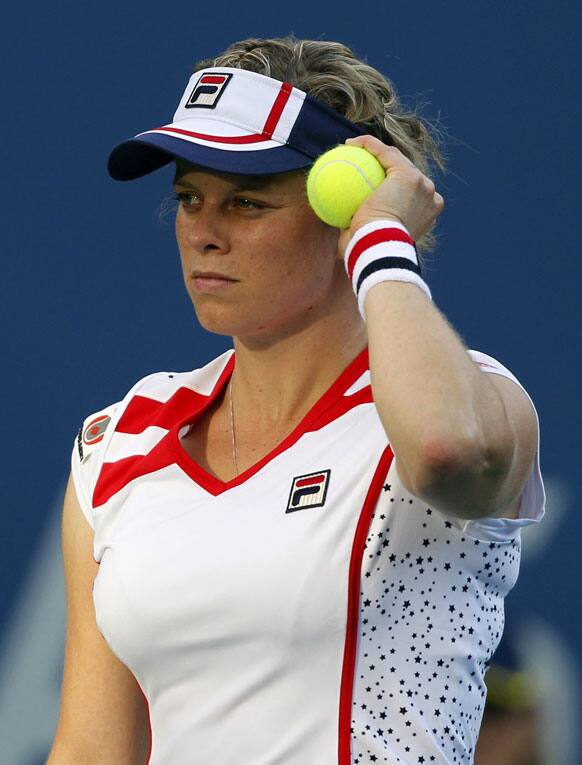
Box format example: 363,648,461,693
346,227,415,280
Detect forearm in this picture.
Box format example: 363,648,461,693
365,281,515,517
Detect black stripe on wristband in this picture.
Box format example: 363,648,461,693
355,257,423,294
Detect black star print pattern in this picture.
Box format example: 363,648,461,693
351,478,521,763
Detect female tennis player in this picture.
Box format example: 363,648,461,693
48,36,544,765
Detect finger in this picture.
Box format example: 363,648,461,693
346,135,414,173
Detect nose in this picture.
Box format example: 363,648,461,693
179,203,231,256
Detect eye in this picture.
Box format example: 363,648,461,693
233,197,265,210
174,191,200,208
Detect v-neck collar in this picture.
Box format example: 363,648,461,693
170,347,370,496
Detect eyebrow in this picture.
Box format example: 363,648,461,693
173,174,278,192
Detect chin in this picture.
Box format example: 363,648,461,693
191,301,252,338
191,293,319,343
194,309,237,337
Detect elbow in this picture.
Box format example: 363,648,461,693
409,437,473,496
407,432,513,500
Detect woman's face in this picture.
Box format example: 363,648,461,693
174,161,345,344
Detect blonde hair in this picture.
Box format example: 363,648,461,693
195,36,445,253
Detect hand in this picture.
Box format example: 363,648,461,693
338,135,444,253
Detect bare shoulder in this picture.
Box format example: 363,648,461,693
47,476,149,764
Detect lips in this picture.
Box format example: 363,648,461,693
191,270,238,281
191,270,239,293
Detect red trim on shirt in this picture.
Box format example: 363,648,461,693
309,383,372,431
93,357,235,507
93,348,372,506
116,388,209,434
93,436,177,508
337,446,394,764
171,347,371,496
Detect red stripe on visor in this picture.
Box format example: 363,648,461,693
152,126,268,145
107,68,366,180
262,82,293,138
153,81,294,146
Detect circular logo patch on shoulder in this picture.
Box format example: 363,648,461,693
83,415,111,446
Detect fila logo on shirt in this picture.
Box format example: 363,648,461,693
185,72,233,109
286,470,331,513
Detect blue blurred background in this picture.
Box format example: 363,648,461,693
1,1,580,761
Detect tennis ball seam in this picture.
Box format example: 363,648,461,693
308,155,385,227
311,158,380,192
306,147,386,228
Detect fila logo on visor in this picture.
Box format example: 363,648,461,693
286,470,331,513
185,72,233,109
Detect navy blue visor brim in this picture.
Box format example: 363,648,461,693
108,134,317,181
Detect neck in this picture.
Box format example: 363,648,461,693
230,300,366,429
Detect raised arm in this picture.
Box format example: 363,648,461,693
47,476,150,764
365,282,538,520
341,135,538,521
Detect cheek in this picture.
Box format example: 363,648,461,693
174,214,190,274
175,211,185,250
286,217,339,278
264,224,339,304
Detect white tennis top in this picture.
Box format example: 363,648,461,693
71,348,544,764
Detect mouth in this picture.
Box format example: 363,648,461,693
191,270,239,293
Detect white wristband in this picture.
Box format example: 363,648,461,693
344,220,432,318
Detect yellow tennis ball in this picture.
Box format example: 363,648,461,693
306,145,386,229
